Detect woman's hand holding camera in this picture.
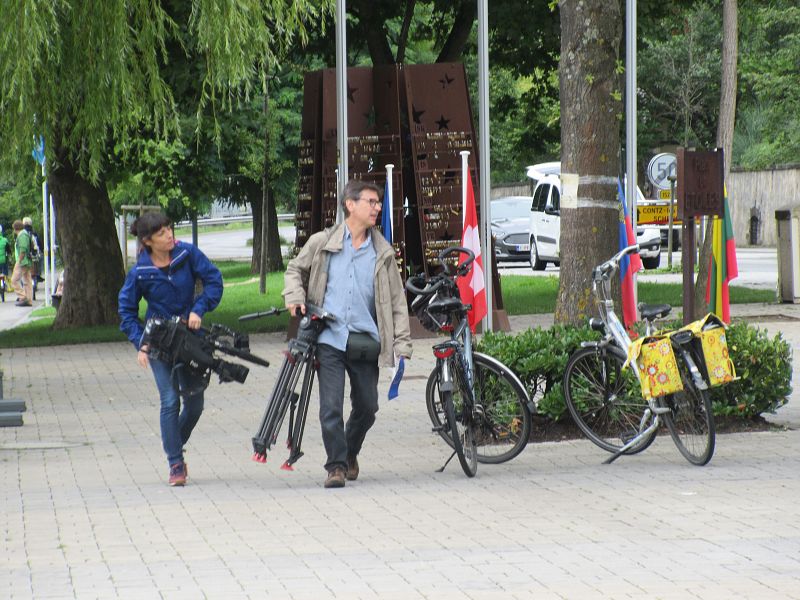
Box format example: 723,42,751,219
138,344,150,369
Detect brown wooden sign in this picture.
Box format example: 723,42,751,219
676,147,725,219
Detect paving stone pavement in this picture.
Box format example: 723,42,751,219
2,304,800,599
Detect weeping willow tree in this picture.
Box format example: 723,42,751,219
0,0,329,328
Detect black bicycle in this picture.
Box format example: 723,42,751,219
240,304,336,470
406,246,533,477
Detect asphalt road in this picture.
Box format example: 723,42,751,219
150,228,778,291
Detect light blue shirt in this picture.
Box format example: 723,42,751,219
317,225,379,351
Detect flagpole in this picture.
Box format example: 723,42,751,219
385,164,394,234
40,163,50,307
335,0,348,224
49,193,56,301
460,151,469,224
477,0,492,331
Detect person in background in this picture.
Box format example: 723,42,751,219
11,220,33,307
283,180,412,489
118,212,223,487
0,224,10,277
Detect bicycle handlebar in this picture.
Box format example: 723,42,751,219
593,244,640,281
405,246,476,297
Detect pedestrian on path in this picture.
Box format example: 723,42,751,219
283,180,412,489
10,219,33,307
118,212,223,487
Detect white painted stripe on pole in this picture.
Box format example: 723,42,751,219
460,151,470,229
385,164,394,233
578,175,618,186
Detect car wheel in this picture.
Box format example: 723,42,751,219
642,254,661,270
530,238,546,271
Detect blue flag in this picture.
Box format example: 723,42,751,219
31,136,45,166
381,178,392,243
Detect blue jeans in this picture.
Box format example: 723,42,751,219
316,343,380,472
150,358,205,466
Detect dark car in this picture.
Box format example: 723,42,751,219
491,196,532,262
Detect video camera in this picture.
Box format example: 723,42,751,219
142,317,270,391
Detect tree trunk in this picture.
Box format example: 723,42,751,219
250,195,263,274
48,156,125,329
555,0,624,326
263,186,283,272
694,0,737,318
436,1,478,63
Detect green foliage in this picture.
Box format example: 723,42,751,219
638,2,721,151
735,2,800,168
477,324,600,420
478,319,793,424
711,322,792,417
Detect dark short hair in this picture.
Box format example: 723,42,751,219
130,212,172,253
340,180,382,218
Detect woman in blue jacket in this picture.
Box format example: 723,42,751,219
118,212,223,486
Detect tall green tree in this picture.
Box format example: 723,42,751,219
0,0,328,328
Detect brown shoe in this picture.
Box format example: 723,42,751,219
324,467,346,488
346,455,359,481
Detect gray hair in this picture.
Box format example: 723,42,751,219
340,180,382,218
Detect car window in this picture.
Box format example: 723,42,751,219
534,185,549,212
492,199,529,220
550,187,560,212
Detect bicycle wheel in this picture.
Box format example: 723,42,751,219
564,345,656,454
660,347,715,466
442,389,477,477
426,352,532,463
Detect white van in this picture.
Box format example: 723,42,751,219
528,168,662,270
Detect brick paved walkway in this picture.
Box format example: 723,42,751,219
2,306,800,599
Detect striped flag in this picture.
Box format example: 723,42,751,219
706,187,738,323
618,179,642,329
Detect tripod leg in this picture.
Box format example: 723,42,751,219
252,351,302,462
282,359,316,470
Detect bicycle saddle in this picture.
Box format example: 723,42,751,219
638,303,671,321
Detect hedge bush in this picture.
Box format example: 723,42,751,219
477,320,791,422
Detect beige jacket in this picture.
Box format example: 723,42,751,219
282,223,412,367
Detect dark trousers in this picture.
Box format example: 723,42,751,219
316,343,380,472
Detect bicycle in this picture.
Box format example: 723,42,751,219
563,243,716,466
240,304,336,470
405,246,534,477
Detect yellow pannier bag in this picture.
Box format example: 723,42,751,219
680,313,737,387
628,335,684,400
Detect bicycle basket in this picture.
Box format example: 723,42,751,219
411,285,459,333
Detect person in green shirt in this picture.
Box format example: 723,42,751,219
0,225,10,276
11,219,32,306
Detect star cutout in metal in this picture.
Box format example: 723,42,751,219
439,73,455,88
412,104,426,125
364,105,376,129
347,84,357,103
443,168,457,184
435,115,450,131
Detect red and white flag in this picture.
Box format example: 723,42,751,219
457,169,488,332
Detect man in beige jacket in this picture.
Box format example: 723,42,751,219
283,180,412,488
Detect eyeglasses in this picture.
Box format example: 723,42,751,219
355,197,382,208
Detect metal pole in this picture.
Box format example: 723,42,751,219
477,0,492,331
335,0,348,224
40,164,50,306
49,194,55,297
625,0,638,307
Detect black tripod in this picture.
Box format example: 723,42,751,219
239,304,336,470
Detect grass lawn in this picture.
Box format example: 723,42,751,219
0,265,776,348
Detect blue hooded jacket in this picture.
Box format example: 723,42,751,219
118,241,223,349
